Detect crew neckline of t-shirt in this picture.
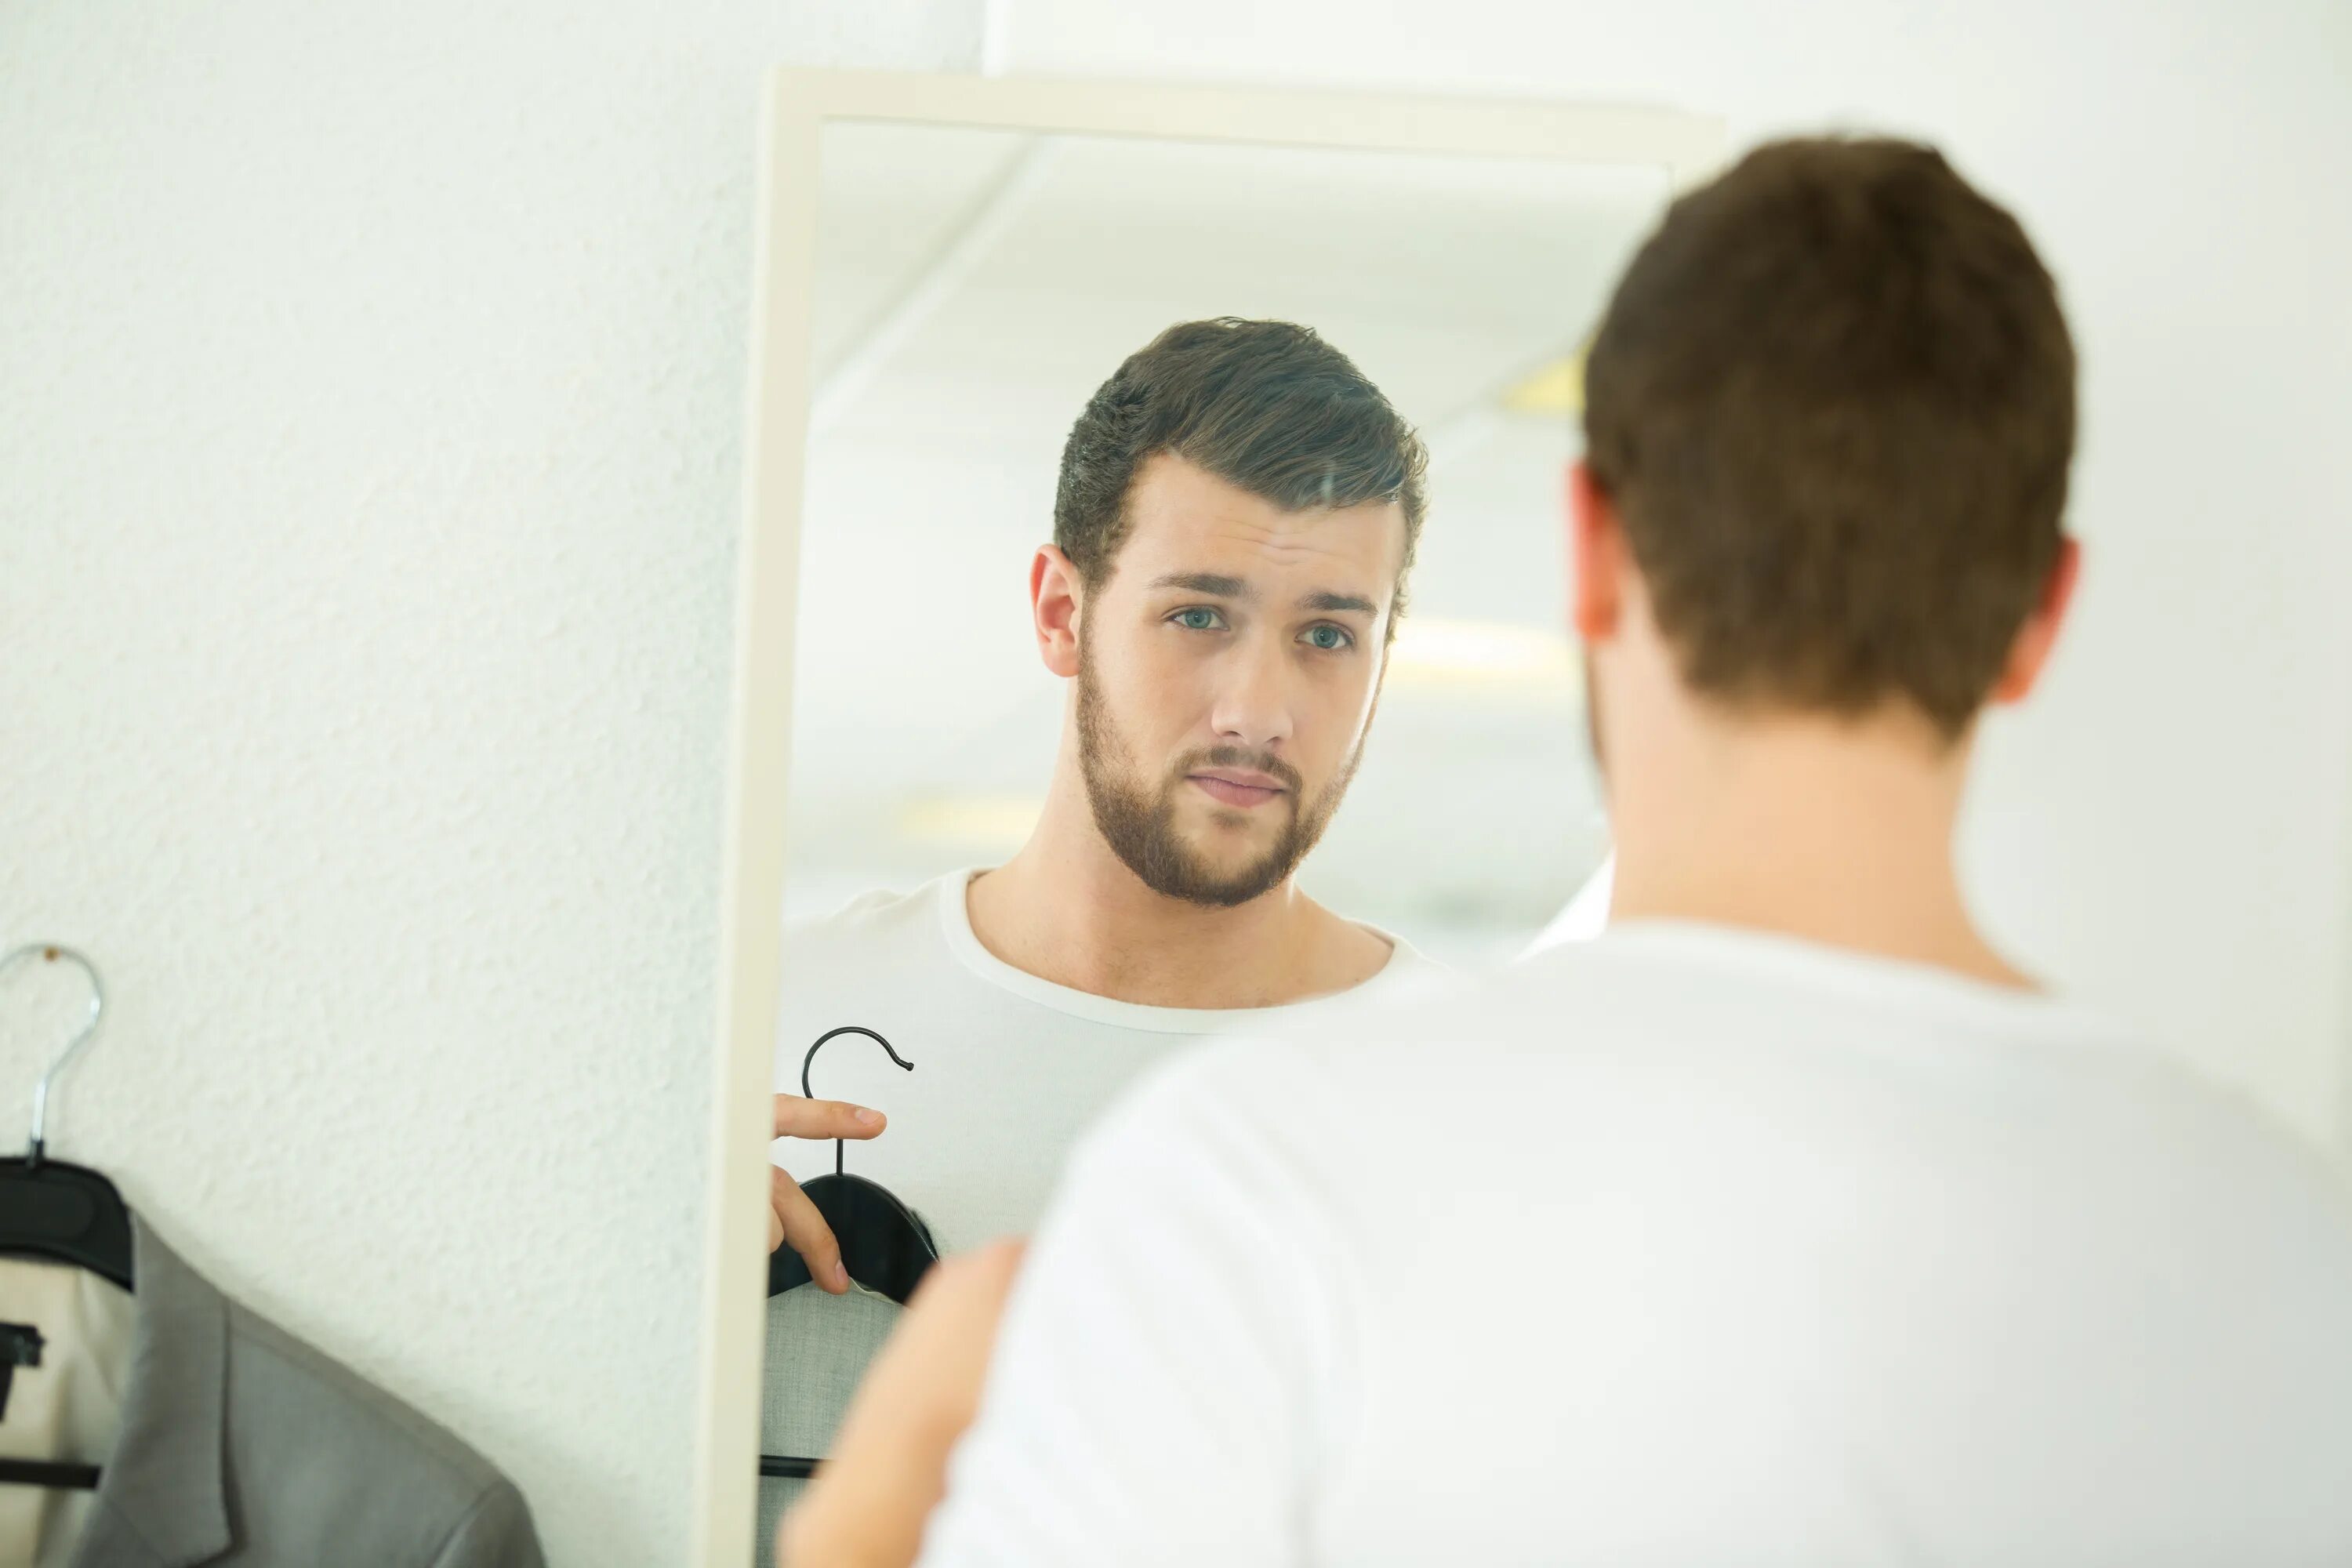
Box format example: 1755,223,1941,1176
934,867,1422,1035
1582,916,2130,1042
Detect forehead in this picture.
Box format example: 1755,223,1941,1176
1111,452,1406,593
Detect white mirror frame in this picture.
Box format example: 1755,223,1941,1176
694,66,1724,1565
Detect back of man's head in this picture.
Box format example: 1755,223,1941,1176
1583,137,2077,739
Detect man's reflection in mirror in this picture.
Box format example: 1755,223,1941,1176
754,318,1446,1549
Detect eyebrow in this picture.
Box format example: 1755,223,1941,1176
1301,590,1379,618
1150,572,1252,599
1150,573,1381,619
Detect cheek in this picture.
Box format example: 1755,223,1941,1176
1304,659,1381,766
1099,628,1210,739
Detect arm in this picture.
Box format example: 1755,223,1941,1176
779,1241,1029,1568
926,1051,1339,1568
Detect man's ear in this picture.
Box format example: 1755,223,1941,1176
1989,537,2082,705
1032,546,1083,679
1567,460,1628,644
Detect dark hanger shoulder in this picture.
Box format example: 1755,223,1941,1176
0,1154,136,1292
2,947,134,1292
768,1173,938,1303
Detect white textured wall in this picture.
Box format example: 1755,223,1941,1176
1000,0,2352,1150
0,3,978,1563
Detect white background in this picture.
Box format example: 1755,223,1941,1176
3,2,2347,1563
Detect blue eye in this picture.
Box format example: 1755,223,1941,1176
1301,624,1353,652
1173,608,1223,631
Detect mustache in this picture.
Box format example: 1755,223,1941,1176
1170,746,1303,795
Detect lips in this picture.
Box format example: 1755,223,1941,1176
1189,771,1287,808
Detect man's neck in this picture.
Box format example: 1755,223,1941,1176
967,766,1387,1011
1606,710,2034,990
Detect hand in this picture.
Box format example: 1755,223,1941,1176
779,1240,1028,1568
770,1092,888,1294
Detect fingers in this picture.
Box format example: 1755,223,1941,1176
771,1165,851,1294
766,1092,886,1295
771,1092,887,1142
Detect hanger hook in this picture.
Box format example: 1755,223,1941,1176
800,1025,911,1179
0,944,107,1167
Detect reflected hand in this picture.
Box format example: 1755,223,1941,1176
770,1092,887,1294
779,1240,1028,1568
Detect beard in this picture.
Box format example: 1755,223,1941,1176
1075,643,1363,909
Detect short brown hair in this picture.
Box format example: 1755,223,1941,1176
1055,318,1428,621
1583,137,2077,737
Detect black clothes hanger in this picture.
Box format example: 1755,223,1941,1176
761,1025,939,1481
0,1153,134,1292
0,944,129,1493
766,1026,939,1302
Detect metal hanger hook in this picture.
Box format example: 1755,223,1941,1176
800,1025,911,1178
0,944,107,1165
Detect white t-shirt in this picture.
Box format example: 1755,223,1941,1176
771,867,1444,1251
757,869,1445,1563
920,921,2352,1566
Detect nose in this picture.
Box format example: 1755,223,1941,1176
1207,637,1296,755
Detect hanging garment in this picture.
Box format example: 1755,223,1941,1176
0,1258,133,1567
755,1283,902,1568
16,1216,545,1568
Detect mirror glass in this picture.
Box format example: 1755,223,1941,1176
786,122,1668,961
751,114,1678,1561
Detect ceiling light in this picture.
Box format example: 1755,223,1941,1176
1386,618,1579,688
895,794,1043,845
1497,346,1587,416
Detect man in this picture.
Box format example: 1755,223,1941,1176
755,321,1443,1520
785,139,2352,1563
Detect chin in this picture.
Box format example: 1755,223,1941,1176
1166,827,1261,869
1183,815,1276,853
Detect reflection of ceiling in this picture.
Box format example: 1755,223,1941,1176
786,124,1664,956
1501,349,1588,416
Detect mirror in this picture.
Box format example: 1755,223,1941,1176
699,71,1720,1567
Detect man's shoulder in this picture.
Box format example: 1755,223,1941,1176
1213,935,1649,1075
1156,926,2145,1111
775,878,968,1062
1121,927,2296,1223
1357,924,1450,988
782,876,951,962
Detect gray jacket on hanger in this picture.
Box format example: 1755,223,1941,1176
64,1218,542,1568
